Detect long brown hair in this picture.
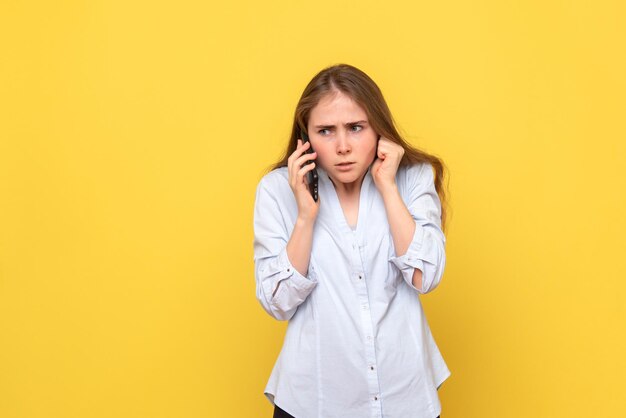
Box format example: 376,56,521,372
265,63,450,233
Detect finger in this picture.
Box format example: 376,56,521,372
290,139,310,164
297,140,310,154
288,139,305,169
297,161,316,183
293,150,316,169
289,147,311,188
295,151,317,167
297,160,316,176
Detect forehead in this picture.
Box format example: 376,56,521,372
309,91,367,123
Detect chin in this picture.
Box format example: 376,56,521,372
332,168,365,183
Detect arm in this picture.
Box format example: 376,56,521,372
253,176,318,321
384,163,447,294
379,185,423,289
286,217,315,278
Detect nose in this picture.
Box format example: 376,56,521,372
336,131,351,155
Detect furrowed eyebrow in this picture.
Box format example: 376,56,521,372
313,120,368,129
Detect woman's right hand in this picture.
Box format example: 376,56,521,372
288,139,320,223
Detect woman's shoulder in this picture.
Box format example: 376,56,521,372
256,166,290,195
396,161,434,190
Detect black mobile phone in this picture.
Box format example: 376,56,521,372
301,130,319,202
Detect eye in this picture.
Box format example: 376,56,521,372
351,125,363,132
318,128,331,135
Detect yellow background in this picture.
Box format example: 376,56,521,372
1,1,624,417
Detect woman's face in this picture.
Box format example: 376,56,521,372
307,91,378,189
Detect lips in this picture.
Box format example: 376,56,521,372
335,162,355,171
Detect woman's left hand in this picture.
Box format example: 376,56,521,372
371,136,404,192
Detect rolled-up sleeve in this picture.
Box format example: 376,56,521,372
389,163,447,294
253,174,318,320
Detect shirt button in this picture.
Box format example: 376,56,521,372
367,335,372,340
287,268,290,272
370,366,374,370
374,396,378,401
358,275,362,280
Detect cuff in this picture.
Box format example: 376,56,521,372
389,223,427,293
263,247,318,301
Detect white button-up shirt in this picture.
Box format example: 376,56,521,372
253,161,450,418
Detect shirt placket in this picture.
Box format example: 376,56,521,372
350,229,383,418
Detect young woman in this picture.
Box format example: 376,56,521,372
253,63,450,418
